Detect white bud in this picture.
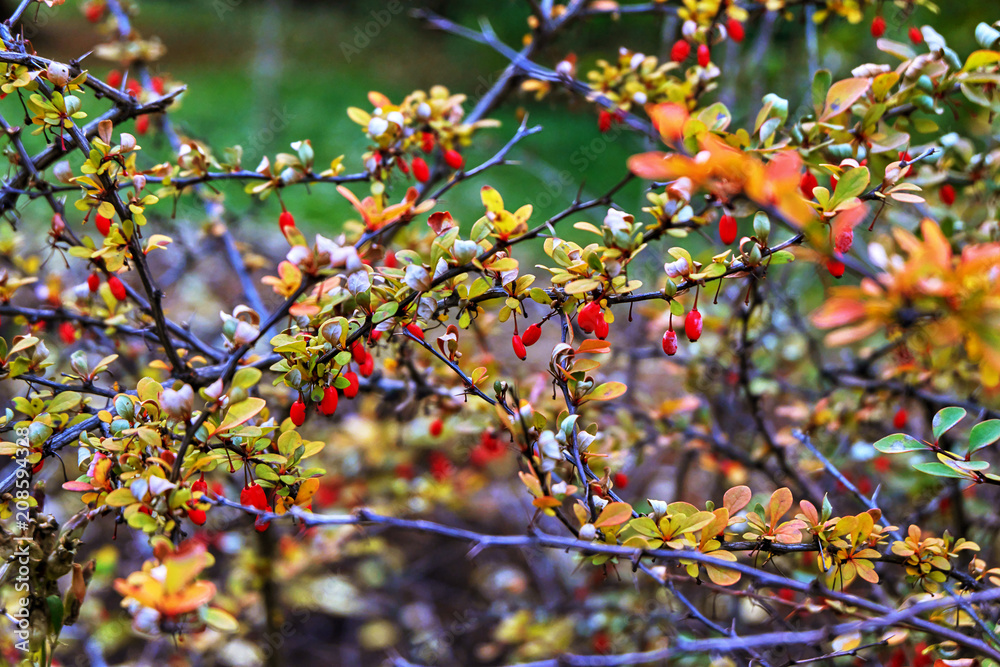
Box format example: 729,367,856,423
632,91,647,105
386,110,404,127
578,523,597,541
368,117,389,137
160,383,194,419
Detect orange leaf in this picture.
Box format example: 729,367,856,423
820,78,871,121
593,502,633,528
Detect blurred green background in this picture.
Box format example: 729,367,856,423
9,0,984,239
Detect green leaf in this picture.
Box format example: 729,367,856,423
812,69,832,114
47,391,82,414
47,595,64,634
201,606,240,633
913,461,970,479
214,397,266,436
969,420,1000,455
873,433,926,454
932,407,966,441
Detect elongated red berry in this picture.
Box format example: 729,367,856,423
598,110,613,133
151,76,165,95
421,132,435,153
893,407,908,429
108,275,126,301
412,156,430,183
670,40,691,63
662,328,678,356
521,323,542,347
290,399,306,426
87,273,100,293
107,69,122,88
95,214,112,236
800,171,818,198
358,354,375,377
188,508,207,526
578,301,601,333
430,418,443,437
343,371,359,398
320,387,338,416
719,214,737,245
727,18,745,42
909,27,923,44
126,78,142,96
351,340,367,365
241,483,268,510
279,210,295,231
512,334,527,360
406,323,425,340
384,251,398,269
59,321,76,345
697,44,710,67
685,308,702,342
443,149,464,170
826,258,846,278
595,315,609,340
940,183,956,206
135,115,149,135
871,16,886,38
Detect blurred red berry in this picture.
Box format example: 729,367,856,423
871,16,886,38
800,171,818,198
826,258,846,278
613,473,629,489
279,210,295,231
697,44,710,67
84,3,103,23
834,229,853,254
107,69,122,88
598,110,613,133
188,509,207,526
443,149,464,169
909,27,923,44
412,156,430,182
87,273,100,293
406,323,424,340
940,183,956,206
727,18,745,42
58,321,76,345
135,115,149,135
670,40,691,63
421,132,435,153
351,340,367,365
95,214,112,236
126,78,142,96
430,418,443,437
893,407,908,429
108,275,126,301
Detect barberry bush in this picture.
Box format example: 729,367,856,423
2,0,1000,665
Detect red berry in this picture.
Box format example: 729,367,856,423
578,301,602,333
594,315,609,340
826,258,846,278
727,18,745,42
871,16,886,38
684,308,702,342
395,462,415,481
107,69,122,88
412,156,430,183
834,229,854,254
598,110,613,133
290,399,306,426
59,321,76,345
893,407,908,430
188,508,207,526
662,329,678,356
909,27,923,44
670,40,691,63
126,78,142,96
421,132,435,153
279,210,295,231
320,387,339,416
521,323,542,347
940,183,956,206
135,115,149,135
151,76,165,95
697,44,710,67
84,3,103,23
384,251,397,269
800,171,818,198
87,273,100,293
429,418,443,437
108,275,126,301
429,451,453,481
719,214,737,245
369,329,383,343
443,149,464,170
358,354,375,377
241,483,268,510
95,214,112,236
192,477,209,495
512,334,527,360
351,340,367,365
612,473,629,489
343,371,359,399
406,323,425,341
